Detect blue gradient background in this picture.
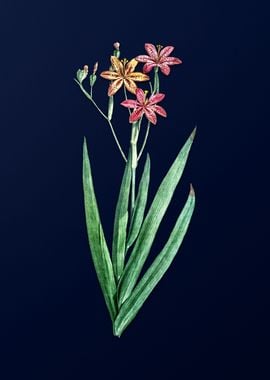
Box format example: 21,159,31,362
1,1,269,379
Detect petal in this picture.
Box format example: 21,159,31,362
144,43,158,60
108,78,123,96
149,92,165,105
128,72,150,82
159,63,171,75
110,56,123,73
135,88,146,104
129,107,144,123
144,107,157,124
100,70,120,80
126,58,138,74
135,55,154,63
120,99,138,109
160,46,174,57
153,105,167,117
124,78,137,94
143,62,156,73
160,56,182,65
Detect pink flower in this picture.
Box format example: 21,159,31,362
121,88,167,125
136,43,182,75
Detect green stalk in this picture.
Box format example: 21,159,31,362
130,121,139,213
153,67,160,93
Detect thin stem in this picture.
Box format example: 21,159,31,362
123,86,131,116
138,121,150,161
153,67,160,93
130,119,141,213
74,79,127,162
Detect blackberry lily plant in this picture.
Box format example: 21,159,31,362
74,42,196,337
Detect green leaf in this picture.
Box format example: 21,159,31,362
118,128,196,305
112,152,132,280
114,185,195,337
83,138,117,321
126,154,151,250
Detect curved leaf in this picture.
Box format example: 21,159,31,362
114,185,195,336
118,128,196,305
83,138,117,321
112,153,132,280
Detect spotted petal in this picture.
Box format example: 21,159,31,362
129,107,144,123
144,43,158,60
100,70,120,80
128,72,150,82
153,105,167,117
110,56,123,73
143,62,156,74
135,88,146,105
159,63,171,75
149,93,165,105
160,46,174,57
108,78,123,96
135,55,154,63
121,99,138,109
126,58,138,74
124,78,137,94
144,108,157,124
161,56,182,65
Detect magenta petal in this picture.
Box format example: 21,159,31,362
135,55,153,63
144,107,157,124
159,63,171,75
149,92,165,105
161,56,182,65
143,62,156,73
153,105,167,117
144,43,158,60
135,88,145,104
121,99,138,108
129,107,144,123
160,45,174,57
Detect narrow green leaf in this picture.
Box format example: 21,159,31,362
114,185,195,337
126,154,151,250
83,138,117,321
112,152,132,280
118,128,196,305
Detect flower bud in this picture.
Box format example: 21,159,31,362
89,74,97,87
76,65,88,83
113,41,120,58
93,62,98,75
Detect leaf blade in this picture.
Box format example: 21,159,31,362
118,128,196,305
114,185,195,336
83,138,117,321
126,154,151,250
112,152,132,280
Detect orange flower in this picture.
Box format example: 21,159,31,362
100,56,149,96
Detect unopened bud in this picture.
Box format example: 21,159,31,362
113,42,120,50
93,62,98,75
113,41,121,58
89,73,97,87
76,65,88,83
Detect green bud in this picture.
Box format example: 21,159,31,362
89,74,97,87
76,65,88,83
113,49,120,58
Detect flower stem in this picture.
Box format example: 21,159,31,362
138,121,150,161
153,67,160,93
130,119,141,213
75,79,127,162
123,86,131,116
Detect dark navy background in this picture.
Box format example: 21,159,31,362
1,1,269,379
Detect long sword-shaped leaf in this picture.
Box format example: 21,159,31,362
118,128,196,305
126,154,151,251
112,153,132,280
114,185,195,337
83,138,117,321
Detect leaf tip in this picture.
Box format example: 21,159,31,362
189,183,195,196
190,126,197,141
